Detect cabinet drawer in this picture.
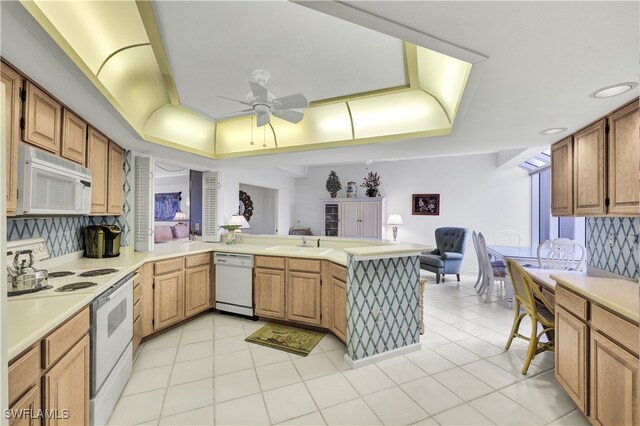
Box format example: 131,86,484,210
133,272,142,288
556,286,587,321
287,258,321,273
155,257,183,275
332,263,347,282
133,317,142,353
133,299,141,321
255,256,286,270
133,283,142,303
185,253,211,268
8,345,40,405
43,307,89,368
591,305,639,355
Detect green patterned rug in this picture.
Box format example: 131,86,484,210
245,323,324,357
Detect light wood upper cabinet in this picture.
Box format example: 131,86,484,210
590,330,639,426
87,127,109,214
331,277,347,343
43,334,90,426
9,383,41,426
60,109,87,165
254,267,286,319
551,137,573,216
2,62,21,216
23,81,62,154
185,264,211,317
154,270,185,330
555,306,588,412
286,271,322,326
608,102,640,216
574,119,606,216
107,140,125,215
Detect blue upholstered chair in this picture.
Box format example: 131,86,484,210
420,227,470,283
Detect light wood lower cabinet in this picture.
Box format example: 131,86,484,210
154,271,185,330
140,262,155,337
330,277,347,342
254,267,286,319
555,306,588,412
590,330,639,426
287,271,322,325
43,334,90,426
9,384,41,426
185,265,211,317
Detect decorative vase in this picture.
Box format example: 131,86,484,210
366,189,378,197
330,192,337,198
346,181,357,198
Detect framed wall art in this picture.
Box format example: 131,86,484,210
412,194,440,215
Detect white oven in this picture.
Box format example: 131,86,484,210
17,144,92,215
90,273,134,425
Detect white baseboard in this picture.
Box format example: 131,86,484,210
343,343,422,369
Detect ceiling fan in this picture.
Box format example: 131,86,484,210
217,69,309,127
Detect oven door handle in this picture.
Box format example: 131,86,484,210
93,273,135,310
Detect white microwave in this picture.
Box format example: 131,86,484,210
17,144,92,215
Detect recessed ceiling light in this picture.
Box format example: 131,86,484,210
590,82,638,98
539,127,567,135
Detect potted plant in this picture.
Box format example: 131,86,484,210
361,171,381,197
325,170,342,198
220,224,241,244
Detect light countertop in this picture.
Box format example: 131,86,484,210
9,237,430,360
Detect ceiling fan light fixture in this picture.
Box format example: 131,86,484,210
590,82,637,98
538,127,567,135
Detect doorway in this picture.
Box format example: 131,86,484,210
238,183,278,234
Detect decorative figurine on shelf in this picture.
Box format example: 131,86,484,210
325,170,342,198
346,181,358,198
361,171,381,197
220,224,242,244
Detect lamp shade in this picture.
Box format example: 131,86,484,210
173,210,189,221
229,214,251,229
386,214,404,226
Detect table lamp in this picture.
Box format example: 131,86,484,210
229,214,251,232
386,214,404,241
173,210,189,223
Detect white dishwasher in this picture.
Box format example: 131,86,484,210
214,252,255,316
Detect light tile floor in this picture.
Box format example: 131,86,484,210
109,274,590,426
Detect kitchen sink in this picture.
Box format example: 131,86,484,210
264,245,332,254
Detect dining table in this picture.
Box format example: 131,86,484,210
486,245,545,266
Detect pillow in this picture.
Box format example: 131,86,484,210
154,226,174,243
172,223,190,239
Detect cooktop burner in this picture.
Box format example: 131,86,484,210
48,271,75,278
78,268,118,277
8,285,53,297
55,282,98,292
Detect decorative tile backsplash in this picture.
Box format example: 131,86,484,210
6,150,132,259
586,217,639,279
346,254,420,361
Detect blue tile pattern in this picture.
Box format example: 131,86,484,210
6,150,132,258
346,254,420,361
586,217,639,279
122,150,132,246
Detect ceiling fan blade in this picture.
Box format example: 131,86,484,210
256,113,270,127
249,81,269,101
217,109,255,118
273,109,304,124
273,93,308,110
217,95,251,106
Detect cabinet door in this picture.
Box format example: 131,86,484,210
107,141,124,215
154,271,185,330
608,102,640,216
331,277,347,343
323,202,341,237
87,127,109,214
43,334,90,426
341,202,360,238
254,268,286,319
590,330,639,426
185,265,211,317
2,62,21,216
555,307,588,412
551,137,574,216
574,119,606,215
9,384,41,426
23,81,61,154
287,271,322,325
60,109,87,165
360,201,381,239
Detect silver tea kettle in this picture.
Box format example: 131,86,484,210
7,249,49,290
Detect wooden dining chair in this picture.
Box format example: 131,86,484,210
504,258,555,375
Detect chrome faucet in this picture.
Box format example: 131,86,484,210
301,236,308,246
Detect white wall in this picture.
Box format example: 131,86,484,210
239,183,277,234
219,169,296,235
154,175,190,214
293,153,532,272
